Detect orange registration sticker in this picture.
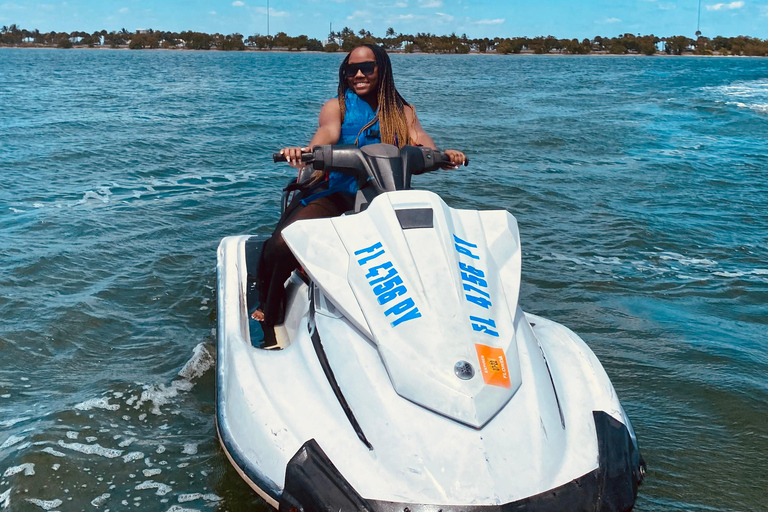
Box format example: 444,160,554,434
475,344,511,388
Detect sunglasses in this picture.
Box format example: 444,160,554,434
344,61,376,78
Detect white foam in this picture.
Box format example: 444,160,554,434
80,187,112,205
90,493,110,507
65,431,78,440
41,447,66,457
181,443,198,455
177,493,221,503
57,441,122,459
123,452,144,463
9,207,24,213
118,438,136,448
25,498,62,510
546,252,594,267
177,343,215,381
75,397,120,412
714,271,745,277
658,252,716,266
135,480,172,496
3,463,35,477
594,256,622,265
135,343,214,415
142,468,161,477
166,506,200,512
0,417,30,428
0,435,26,449
706,79,768,115
0,488,9,509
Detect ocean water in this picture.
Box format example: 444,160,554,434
1,48,767,511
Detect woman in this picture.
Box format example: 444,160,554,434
254,44,466,346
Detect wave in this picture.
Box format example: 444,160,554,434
703,78,768,116
543,249,767,284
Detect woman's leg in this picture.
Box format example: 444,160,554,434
255,193,354,338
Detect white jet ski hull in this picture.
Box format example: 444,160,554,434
216,191,643,511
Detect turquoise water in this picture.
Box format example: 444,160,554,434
1,48,767,511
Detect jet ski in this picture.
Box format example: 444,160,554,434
216,144,645,511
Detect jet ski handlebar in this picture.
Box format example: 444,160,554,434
273,145,467,171
274,144,467,193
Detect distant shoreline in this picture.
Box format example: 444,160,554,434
0,45,748,58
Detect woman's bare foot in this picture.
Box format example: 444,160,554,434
251,309,265,321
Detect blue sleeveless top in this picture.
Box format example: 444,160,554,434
328,89,381,196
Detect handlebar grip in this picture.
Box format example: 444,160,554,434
273,152,315,163
434,150,469,168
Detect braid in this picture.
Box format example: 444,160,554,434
338,45,412,148
337,53,349,124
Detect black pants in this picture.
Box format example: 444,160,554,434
256,192,354,330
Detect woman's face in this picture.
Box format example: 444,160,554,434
346,46,379,98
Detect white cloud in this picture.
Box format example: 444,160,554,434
232,1,245,6
395,1,408,6
209,11,217,15
252,6,289,16
706,1,744,10
435,11,454,21
473,18,504,25
419,0,443,7
119,7,128,13
346,9,372,22
605,17,621,23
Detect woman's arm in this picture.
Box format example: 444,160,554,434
404,105,437,149
281,99,342,165
405,106,466,167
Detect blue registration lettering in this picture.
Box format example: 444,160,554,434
356,241,421,327
378,286,408,305
453,235,478,248
466,294,492,309
385,298,415,318
365,261,393,279
369,267,398,286
459,262,485,277
461,271,487,288
470,316,499,337
391,307,422,327
355,241,383,255
463,283,490,298
373,275,404,295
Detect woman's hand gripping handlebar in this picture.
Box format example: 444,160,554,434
273,147,314,167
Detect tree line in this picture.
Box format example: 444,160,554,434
2,24,768,56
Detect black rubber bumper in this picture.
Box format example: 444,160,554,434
278,411,644,512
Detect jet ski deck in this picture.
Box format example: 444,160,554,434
216,144,644,511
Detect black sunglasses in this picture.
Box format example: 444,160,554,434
344,61,376,78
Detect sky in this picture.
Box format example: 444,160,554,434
1,0,766,40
